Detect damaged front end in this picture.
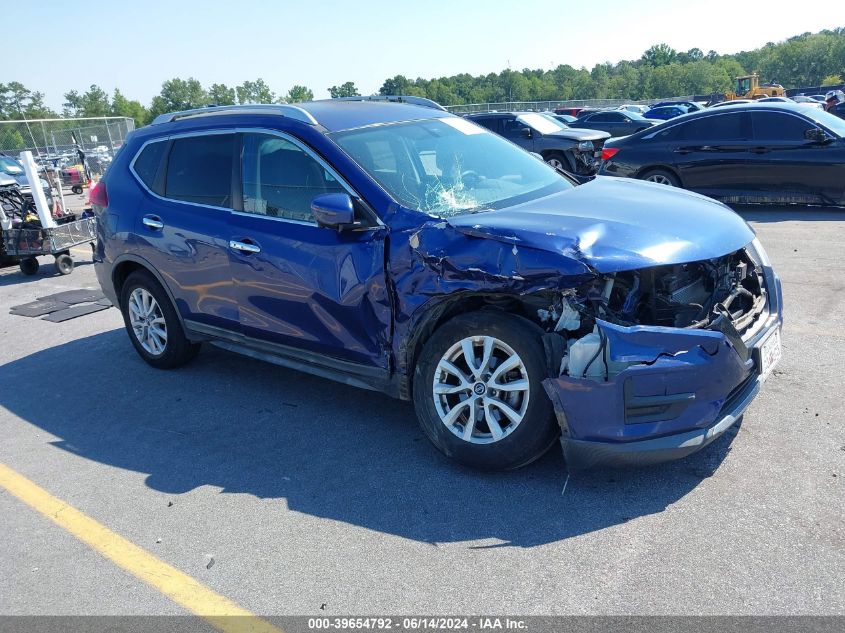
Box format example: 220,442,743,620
538,239,783,468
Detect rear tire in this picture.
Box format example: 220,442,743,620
119,270,200,369
20,257,39,276
640,168,680,187
413,311,559,471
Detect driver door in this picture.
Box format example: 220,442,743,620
502,118,535,151
228,132,391,368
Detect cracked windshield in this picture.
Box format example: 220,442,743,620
332,117,571,217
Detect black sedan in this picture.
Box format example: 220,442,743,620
598,103,845,205
567,110,659,137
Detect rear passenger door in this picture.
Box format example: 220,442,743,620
603,112,628,136
228,131,390,368
131,132,240,330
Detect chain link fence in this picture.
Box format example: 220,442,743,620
0,116,135,157
444,97,701,114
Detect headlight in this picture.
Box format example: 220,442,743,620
577,140,594,152
751,237,771,267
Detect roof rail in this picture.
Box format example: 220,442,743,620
150,104,319,126
321,95,447,111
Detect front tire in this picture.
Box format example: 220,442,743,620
545,151,573,173
413,311,558,470
119,270,200,369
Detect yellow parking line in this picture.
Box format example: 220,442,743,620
0,463,283,633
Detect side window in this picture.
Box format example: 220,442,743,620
165,134,234,207
471,117,500,134
752,112,814,141
679,114,746,141
652,124,682,142
502,118,529,138
590,113,613,122
241,133,345,222
133,141,167,194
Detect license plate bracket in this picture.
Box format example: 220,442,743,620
757,327,782,381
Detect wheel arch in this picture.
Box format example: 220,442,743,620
400,292,554,400
540,149,576,171
111,255,192,336
636,164,683,187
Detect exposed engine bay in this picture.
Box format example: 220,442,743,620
531,247,768,381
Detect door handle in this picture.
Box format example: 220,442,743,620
674,147,693,155
142,215,163,230
229,240,261,254
751,146,770,154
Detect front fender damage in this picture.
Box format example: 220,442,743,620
390,219,596,377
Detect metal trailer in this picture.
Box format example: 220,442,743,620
0,183,95,276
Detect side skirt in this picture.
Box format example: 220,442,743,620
184,320,404,399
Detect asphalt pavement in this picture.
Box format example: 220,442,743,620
0,206,843,617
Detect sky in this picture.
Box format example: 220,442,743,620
5,0,844,111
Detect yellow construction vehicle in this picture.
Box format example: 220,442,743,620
724,73,786,100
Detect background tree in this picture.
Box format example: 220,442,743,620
641,43,678,67
148,78,209,119
285,85,314,103
62,84,110,117
111,89,148,127
208,83,236,105
5,27,845,127
329,82,360,98
236,79,275,104
0,82,54,120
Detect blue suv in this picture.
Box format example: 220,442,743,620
92,97,783,470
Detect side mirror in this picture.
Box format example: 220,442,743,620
521,127,533,139
311,193,357,230
804,128,828,143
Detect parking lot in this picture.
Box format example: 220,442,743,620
0,205,843,618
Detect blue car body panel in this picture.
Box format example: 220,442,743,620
93,101,782,468
445,177,754,273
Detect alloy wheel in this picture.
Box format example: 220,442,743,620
432,336,530,444
645,173,673,185
128,288,168,356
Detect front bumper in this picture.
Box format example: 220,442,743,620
543,266,783,469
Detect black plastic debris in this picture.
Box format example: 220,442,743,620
9,299,68,317
9,289,112,322
42,302,111,322
39,289,105,304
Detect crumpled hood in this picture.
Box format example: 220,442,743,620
544,128,609,142
446,176,755,273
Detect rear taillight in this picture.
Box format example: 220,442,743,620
601,147,620,161
89,180,108,208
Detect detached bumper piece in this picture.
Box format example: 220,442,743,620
543,314,780,470
555,373,759,469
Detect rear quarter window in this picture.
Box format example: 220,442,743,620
132,141,167,194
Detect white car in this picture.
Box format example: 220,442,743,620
616,104,649,115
